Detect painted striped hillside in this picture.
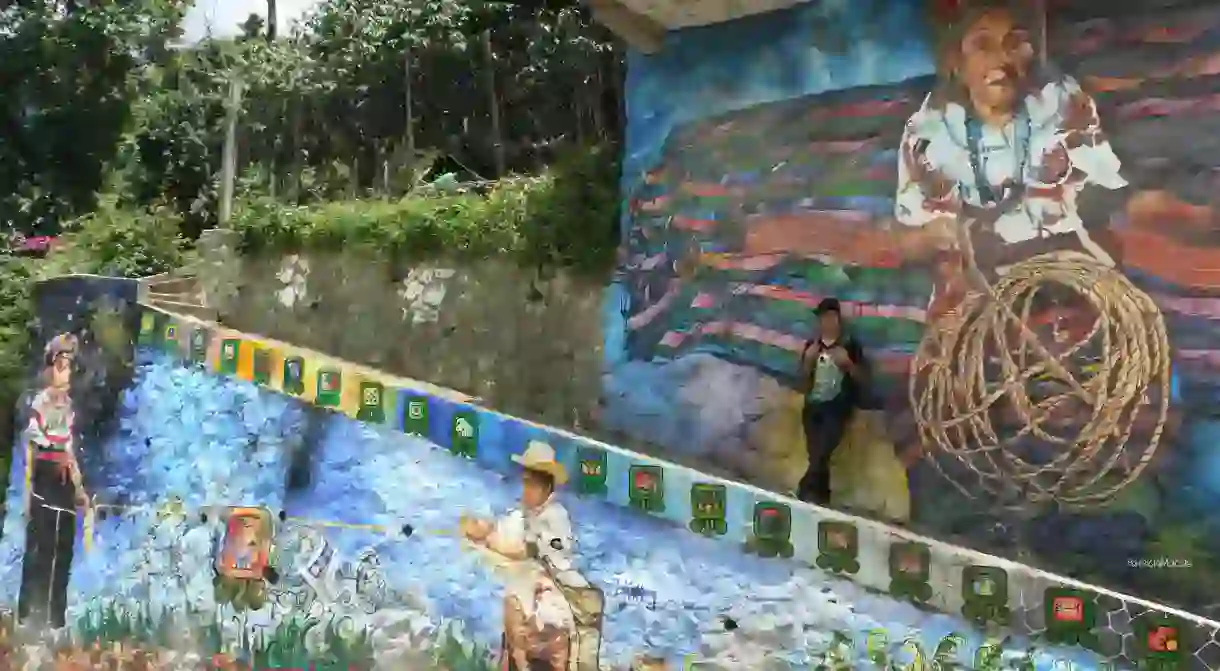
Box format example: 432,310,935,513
621,2,1220,414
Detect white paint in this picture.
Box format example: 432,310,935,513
275,254,310,309
397,267,455,325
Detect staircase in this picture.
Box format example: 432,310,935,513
139,271,218,322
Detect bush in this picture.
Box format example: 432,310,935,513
45,199,188,279
0,255,35,478
228,145,621,278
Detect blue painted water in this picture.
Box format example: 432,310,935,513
0,351,1119,669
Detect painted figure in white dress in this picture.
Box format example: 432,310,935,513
894,0,1127,321
19,333,87,629
461,441,576,671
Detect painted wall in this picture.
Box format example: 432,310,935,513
605,0,1220,623
0,300,1182,671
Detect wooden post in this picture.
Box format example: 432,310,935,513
219,77,244,227
270,97,287,199
483,29,506,177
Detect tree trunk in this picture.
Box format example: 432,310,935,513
403,44,415,183
265,0,278,42
377,139,389,195
288,94,304,202
591,70,605,142
482,30,505,177
219,78,244,227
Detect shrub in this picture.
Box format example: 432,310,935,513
0,255,35,488
228,145,620,279
44,199,188,279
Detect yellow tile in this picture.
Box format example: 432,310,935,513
236,340,256,381
339,365,362,417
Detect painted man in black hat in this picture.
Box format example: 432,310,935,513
797,298,866,505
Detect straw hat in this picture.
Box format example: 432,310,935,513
512,440,568,485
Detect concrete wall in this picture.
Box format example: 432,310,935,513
606,0,1220,646
197,230,607,432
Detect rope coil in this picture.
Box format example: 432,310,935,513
909,210,1172,509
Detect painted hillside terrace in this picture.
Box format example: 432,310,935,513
620,5,1220,407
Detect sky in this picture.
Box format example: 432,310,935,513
181,0,322,42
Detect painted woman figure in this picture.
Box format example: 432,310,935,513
19,333,88,629
893,0,1127,319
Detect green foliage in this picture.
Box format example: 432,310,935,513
0,257,35,400
518,145,621,273
73,600,374,669
850,631,1041,671
94,0,621,238
127,89,222,238
0,0,188,235
3,0,620,239
247,616,374,670
229,145,620,277
431,621,497,671
74,600,175,649
0,255,35,492
45,200,187,279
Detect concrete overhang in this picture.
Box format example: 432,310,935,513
588,0,810,53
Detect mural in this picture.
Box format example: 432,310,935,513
0,300,1135,670
605,0,1220,620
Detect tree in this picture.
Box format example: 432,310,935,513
267,0,278,42
0,0,188,235
295,0,621,184
0,0,624,237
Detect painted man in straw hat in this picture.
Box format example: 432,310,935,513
461,439,576,670
20,333,88,629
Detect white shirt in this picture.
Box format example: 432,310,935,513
895,76,1127,246
492,496,577,630
27,389,73,449
809,350,845,402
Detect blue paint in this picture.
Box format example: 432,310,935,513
473,410,509,473
498,417,552,475
392,388,410,432
602,282,630,370
620,0,935,196
425,395,458,450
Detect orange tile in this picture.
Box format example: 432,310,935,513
236,340,256,381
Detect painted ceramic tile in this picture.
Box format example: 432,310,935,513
572,440,609,498
398,390,430,435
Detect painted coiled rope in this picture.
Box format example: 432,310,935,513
909,216,1171,509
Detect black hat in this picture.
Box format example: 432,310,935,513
815,297,841,315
